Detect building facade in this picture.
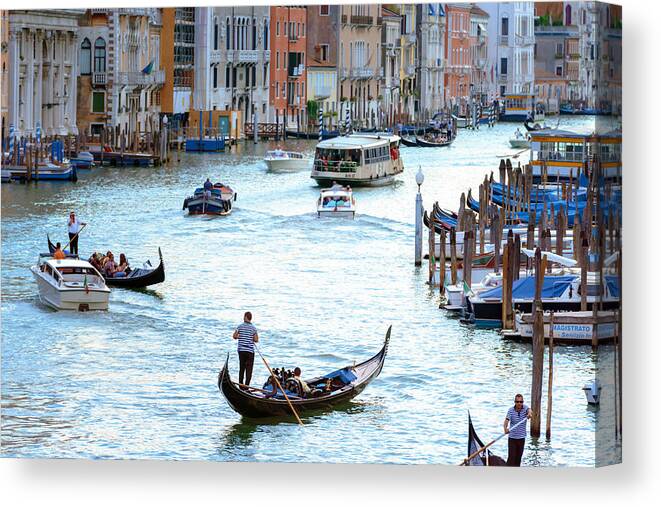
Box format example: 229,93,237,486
479,2,535,98
381,7,402,128
1,10,9,141
270,6,306,130
416,3,446,120
7,10,81,138
338,4,382,129
306,4,339,131
444,3,472,113
469,5,489,103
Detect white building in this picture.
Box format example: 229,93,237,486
7,10,81,137
381,7,402,127
479,2,535,98
416,4,446,118
195,7,271,123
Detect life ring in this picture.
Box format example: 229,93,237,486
284,378,303,397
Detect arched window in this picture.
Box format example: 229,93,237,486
226,18,231,50
80,38,91,75
214,17,219,51
263,18,269,50
252,18,256,50
94,38,106,73
565,5,572,25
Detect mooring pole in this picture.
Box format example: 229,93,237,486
414,167,425,266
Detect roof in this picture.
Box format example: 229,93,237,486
46,258,97,270
530,129,586,138
317,134,398,149
470,5,489,18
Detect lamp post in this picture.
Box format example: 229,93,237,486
415,166,425,266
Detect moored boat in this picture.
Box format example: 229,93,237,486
31,254,110,311
465,413,507,466
218,326,391,418
311,133,404,187
399,135,419,147
183,182,236,215
2,162,77,182
317,187,356,218
264,149,312,172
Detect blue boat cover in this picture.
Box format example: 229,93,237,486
479,275,576,300
323,367,357,384
605,275,620,298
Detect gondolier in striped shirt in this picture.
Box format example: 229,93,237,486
232,311,259,387
503,394,532,466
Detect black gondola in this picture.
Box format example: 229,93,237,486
47,235,165,289
218,326,391,418
465,413,507,466
400,135,419,147
523,119,549,132
416,136,455,148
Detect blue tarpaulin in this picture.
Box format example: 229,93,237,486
605,275,620,298
479,275,576,300
323,367,357,384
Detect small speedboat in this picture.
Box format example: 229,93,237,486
509,130,530,149
69,151,95,169
264,150,311,172
31,254,110,311
583,379,602,405
317,187,356,218
183,182,236,215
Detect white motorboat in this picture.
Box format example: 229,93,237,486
311,133,404,187
509,129,530,149
264,150,312,172
317,187,356,218
31,255,110,311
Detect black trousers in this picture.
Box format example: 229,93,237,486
68,232,79,255
507,438,525,467
238,351,255,386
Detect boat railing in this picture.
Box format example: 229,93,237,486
536,151,586,162
364,154,391,165
313,160,358,173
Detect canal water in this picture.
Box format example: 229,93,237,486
1,116,621,465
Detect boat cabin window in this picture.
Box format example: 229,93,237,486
538,140,585,162
314,148,361,172
57,267,99,276
364,145,390,165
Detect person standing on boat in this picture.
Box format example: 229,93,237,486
503,394,532,466
233,311,259,386
67,211,86,256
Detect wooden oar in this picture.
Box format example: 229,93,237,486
63,223,87,253
497,147,529,159
254,344,303,425
459,417,528,466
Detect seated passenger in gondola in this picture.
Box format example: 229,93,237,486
113,253,130,277
293,367,311,397
103,252,117,277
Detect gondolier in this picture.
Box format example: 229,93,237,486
67,211,86,256
232,311,259,386
504,394,532,466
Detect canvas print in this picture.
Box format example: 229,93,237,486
1,2,621,467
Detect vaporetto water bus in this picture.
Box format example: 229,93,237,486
311,133,404,187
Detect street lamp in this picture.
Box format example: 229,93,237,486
416,165,424,192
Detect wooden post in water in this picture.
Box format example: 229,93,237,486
464,229,473,291
546,312,554,439
439,228,446,299
530,248,547,438
450,227,458,286
502,232,515,330
428,212,436,286
580,233,589,311
499,159,506,185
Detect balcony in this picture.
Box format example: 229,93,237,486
117,8,150,17
350,15,373,26
405,64,416,76
339,67,349,80
288,64,305,78
117,69,165,87
498,74,508,83
403,33,416,45
388,76,399,88
499,35,509,45
92,72,107,86
350,67,374,79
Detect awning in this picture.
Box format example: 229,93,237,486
478,23,487,32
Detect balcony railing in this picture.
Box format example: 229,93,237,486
350,15,373,26
405,64,416,76
339,67,349,80
536,151,586,162
388,76,399,87
118,69,165,86
404,33,416,45
351,67,374,79
499,35,509,45
92,72,107,86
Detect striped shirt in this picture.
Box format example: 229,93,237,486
506,404,529,439
236,322,257,353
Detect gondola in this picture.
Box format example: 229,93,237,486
416,135,455,148
465,413,507,466
399,135,419,147
218,326,391,418
47,235,165,289
523,119,549,132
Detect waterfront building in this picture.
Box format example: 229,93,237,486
396,3,417,124
381,7,402,128
338,4,382,130
1,10,8,140
270,6,307,131
444,3,472,114
479,2,535,98
160,7,195,126
469,5,489,103
306,5,339,132
415,3,446,120
76,8,164,139
6,10,81,138
188,6,270,138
